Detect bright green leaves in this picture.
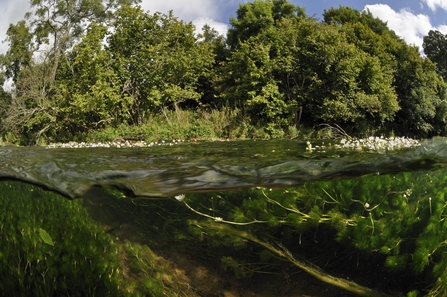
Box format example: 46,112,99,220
321,6,447,137
38,228,54,246
222,40,293,125
108,6,214,123
392,45,447,137
227,0,305,50
0,181,122,295
0,21,55,143
221,0,309,133
223,2,401,135
1,3,216,142
0,0,141,143
291,20,399,131
228,0,275,50
2,0,447,143
28,0,140,83
325,51,398,126
59,23,129,129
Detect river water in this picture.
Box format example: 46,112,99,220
2,138,447,296
1,138,445,199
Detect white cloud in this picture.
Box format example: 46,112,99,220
139,0,231,37
0,0,29,55
140,0,229,22
438,24,447,33
422,0,447,12
139,1,231,40
192,17,229,36
365,4,433,49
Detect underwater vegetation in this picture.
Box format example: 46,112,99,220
4,166,447,296
176,169,447,296
0,181,184,297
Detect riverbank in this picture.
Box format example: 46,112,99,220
0,106,428,148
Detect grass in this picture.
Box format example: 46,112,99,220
84,107,305,143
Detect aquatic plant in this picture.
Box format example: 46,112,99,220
0,181,122,296
120,239,185,297
0,181,186,296
177,169,447,296
305,136,420,153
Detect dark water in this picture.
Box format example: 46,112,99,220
1,138,446,199
3,138,447,296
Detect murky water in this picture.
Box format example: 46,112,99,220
2,138,447,296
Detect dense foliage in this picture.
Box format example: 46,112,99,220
0,181,187,296
1,0,447,144
178,169,447,296
423,30,447,81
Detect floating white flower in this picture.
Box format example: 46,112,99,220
175,194,185,202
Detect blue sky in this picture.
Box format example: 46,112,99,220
1,0,447,55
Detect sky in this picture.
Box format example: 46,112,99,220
1,0,447,56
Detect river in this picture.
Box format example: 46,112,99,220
1,138,447,296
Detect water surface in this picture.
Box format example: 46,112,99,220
1,138,446,198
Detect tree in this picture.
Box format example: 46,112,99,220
0,20,56,143
323,6,447,137
0,0,142,143
56,23,131,132
227,0,305,50
222,2,398,134
393,50,447,136
423,30,447,80
221,0,307,130
288,20,398,131
27,0,140,84
107,5,214,124
195,25,229,107
222,37,294,126
324,6,392,36
0,21,35,84
0,61,59,143
198,24,229,64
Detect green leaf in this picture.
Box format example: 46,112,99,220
39,228,54,246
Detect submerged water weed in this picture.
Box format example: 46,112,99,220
179,170,447,296
0,181,185,296
0,181,122,296
121,240,183,297
221,256,254,279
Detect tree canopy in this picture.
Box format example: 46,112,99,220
423,30,447,80
0,0,447,144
